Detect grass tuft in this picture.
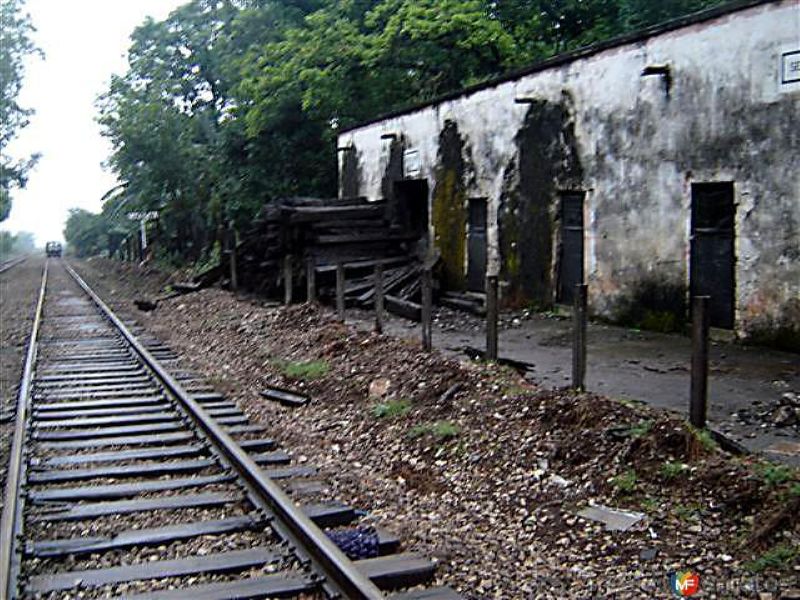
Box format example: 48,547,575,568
745,544,799,574
282,360,329,380
373,398,412,419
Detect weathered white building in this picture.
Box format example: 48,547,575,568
337,0,800,349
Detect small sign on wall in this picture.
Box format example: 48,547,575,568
781,50,800,84
403,149,421,178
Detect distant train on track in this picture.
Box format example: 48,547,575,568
45,241,62,257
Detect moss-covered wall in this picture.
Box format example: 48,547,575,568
431,120,470,290
499,97,583,307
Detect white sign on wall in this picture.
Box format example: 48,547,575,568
781,50,800,84
780,48,800,94
403,149,421,178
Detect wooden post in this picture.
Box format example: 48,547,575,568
572,283,588,391
374,263,384,334
421,267,433,351
336,262,345,322
228,223,238,292
690,295,710,428
486,275,498,361
283,254,293,305
306,257,316,302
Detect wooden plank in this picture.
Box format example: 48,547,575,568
238,438,276,452
28,458,215,484
225,424,266,435
125,573,314,600
28,515,256,557
34,411,177,429
38,431,195,450
251,451,291,466
34,404,170,420
26,547,279,593
33,421,181,441
34,492,239,522
29,474,234,503
288,204,385,224
391,587,463,599
302,502,356,528
385,295,421,321
37,374,149,386
214,415,249,426
357,553,436,590
35,384,158,400
262,466,316,479
35,444,203,467
259,386,308,408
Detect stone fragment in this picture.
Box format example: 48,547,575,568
576,504,646,532
368,377,391,398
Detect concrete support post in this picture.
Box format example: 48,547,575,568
690,295,710,429
486,275,499,361
572,283,588,391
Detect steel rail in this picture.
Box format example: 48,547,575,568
63,262,385,600
0,261,48,599
0,256,27,275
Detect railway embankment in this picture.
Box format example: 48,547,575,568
66,257,800,598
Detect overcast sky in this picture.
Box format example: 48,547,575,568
2,0,186,245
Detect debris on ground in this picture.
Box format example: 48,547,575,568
73,258,800,599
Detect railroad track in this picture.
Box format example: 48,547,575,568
0,260,460,599
0,256,27,274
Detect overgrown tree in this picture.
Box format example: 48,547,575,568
0,0,40,221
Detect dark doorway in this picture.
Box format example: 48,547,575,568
394,179,429,239
558,192,585,305
691,182,735,329
467,198,488,292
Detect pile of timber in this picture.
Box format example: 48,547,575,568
195,196,421,299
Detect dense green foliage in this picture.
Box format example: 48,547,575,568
0,0,40,221
80,0,723,262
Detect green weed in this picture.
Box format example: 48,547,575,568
373,398,412,419
282,360,329,380
408,420,460,441
661,461,687,481
745,544,799,573
759,464,793,487
612,469,637,494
